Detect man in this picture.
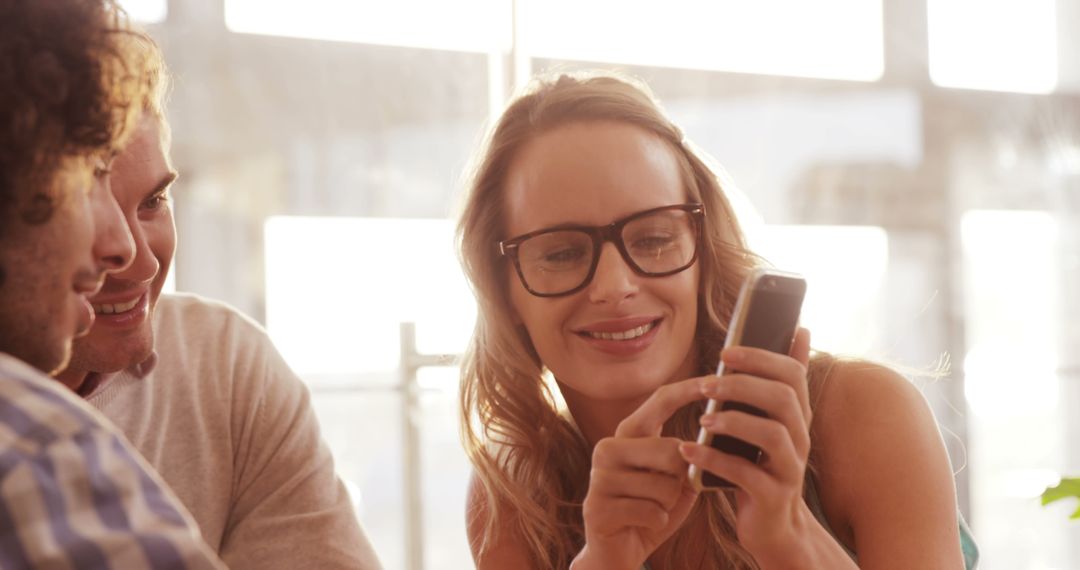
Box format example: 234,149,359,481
55,35,383,569
0,1,223,567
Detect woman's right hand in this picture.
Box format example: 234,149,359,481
571,377,709,570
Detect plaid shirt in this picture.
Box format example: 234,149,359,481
0,353,223,569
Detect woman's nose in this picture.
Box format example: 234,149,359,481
586,242,639,304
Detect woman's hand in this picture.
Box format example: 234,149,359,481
571,378,709,570
677,327,832,568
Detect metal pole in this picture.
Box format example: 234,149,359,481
400,322,424,570
399,322,460,570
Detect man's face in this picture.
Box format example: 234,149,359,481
66,116,177,378
0,159,135,374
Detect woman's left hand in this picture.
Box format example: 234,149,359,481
678,327,825,567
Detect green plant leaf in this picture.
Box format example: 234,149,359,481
1042,478,1080,519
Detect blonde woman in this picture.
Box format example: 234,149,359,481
457,72,977,569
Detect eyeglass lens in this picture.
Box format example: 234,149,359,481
515,208,697,295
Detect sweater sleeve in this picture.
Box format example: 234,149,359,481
217,317,382,569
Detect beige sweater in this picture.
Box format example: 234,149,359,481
88,293,381,569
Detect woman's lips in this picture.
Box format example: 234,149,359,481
575,318,663,356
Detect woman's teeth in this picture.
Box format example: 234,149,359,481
587,321,655,341
94,297,140,315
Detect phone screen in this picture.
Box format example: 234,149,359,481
700,274,805,489
741,288,804,353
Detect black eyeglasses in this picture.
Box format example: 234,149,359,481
498,203,705,297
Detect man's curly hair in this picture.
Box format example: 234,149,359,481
0,0,151,234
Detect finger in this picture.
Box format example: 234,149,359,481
700,375,810,456
589,467,685,512
615,377,711,438
698,410,804,485
790,327,811,366
720,344,810,423
584,496,670,533
679,442,776,498
592,436,688,477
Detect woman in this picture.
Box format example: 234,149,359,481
457,71,976,569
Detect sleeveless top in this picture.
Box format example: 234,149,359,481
552,410,978,569
642,475,979,569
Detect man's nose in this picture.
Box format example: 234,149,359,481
90,178,135,273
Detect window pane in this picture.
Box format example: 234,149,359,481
312,390,406,569
961,210,1074,569
929,0,1057,93
225,0,511,53
265,218,475,378
119,0,167,23
523,0,883,81
419,368,472,570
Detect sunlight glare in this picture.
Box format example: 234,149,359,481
929,0,1057,93
265,217,476,376
753,226,889,356
119,0,167,23
226,0,511,53
961,210,1060,416
523,0,883,81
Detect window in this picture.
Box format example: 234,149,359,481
119,0,167,23
523,0,883,81
225,0,511,53
962,210,1070,568
929,0,1057,93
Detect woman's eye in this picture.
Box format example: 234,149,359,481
543,247,585,263
632,235,675,250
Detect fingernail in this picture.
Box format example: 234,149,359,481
699,413,717,428
679,442,697,458
723,348,743,364
700,379,720,396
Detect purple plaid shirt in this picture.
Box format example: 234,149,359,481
0,353,223,569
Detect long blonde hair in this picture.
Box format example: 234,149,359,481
458,71,823,568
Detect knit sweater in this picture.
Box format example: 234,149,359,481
88,293,381,569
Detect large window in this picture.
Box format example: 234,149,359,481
149,1,1080,568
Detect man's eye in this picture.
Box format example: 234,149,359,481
143,193,169,211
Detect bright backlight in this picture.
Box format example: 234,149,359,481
119,0,167,23
961,210,1059,416
225,0,882,81
226,0,511,53
265,218,887,376
929,0,1057,93
524,0,884,81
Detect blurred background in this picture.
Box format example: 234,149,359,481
123,0,1079,568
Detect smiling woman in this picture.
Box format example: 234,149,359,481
456,71,977,570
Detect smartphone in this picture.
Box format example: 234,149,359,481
689,268,807,491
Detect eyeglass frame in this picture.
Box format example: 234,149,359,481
497,203,706,298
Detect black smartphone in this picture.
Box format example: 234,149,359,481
689,268,807,491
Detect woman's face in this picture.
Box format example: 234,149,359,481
502,120,700,405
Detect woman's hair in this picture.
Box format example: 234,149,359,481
0,0,152,234
457,70,830,568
